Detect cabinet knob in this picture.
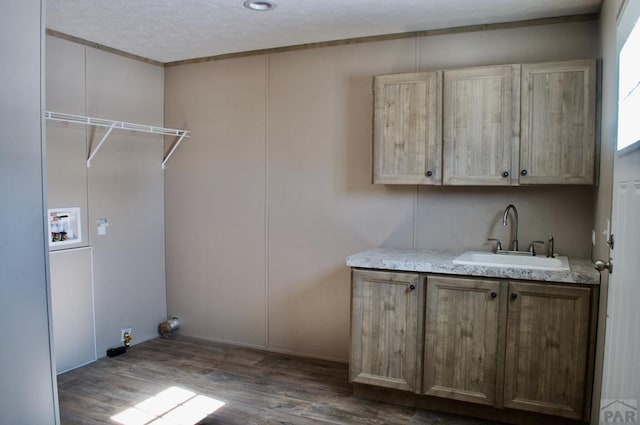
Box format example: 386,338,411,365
521,169,528,176
511,293,518,300
426,170,433,177
409,284,416,291
502,171,509,178
490,292,497,299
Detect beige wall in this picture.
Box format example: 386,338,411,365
416,186,594,254
165,20,600,362
415,21,599,255
46,37,89,251
267,42,419,357
46,36,167,357
164,55,268,346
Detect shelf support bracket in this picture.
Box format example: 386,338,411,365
87,123,117,168
162,132,188,170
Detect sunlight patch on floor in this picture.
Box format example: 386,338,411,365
111,386,225,425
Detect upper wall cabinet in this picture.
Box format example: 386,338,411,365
372,59,597,186
373,72,442,185
519,60,596,185
443,65,519,185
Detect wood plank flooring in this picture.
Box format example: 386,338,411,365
57,335,502,424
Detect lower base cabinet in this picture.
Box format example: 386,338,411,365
423,276,501,406
349,270,424,392
350,270,595,422
504,281,592,419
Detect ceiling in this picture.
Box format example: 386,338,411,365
46,0,602,64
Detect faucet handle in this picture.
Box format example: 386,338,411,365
487,238,503,252
528,240,545,256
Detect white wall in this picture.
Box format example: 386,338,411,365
46,36,167,357
165,19,600,362
0,1,59,423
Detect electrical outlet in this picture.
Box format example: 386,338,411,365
121,327,132,342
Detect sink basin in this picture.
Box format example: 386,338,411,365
453,251,570,271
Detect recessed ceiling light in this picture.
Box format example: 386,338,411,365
243,0,276,11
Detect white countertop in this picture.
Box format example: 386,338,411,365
346,248,600,285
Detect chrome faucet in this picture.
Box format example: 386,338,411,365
502,204,518,251
547,235,555,258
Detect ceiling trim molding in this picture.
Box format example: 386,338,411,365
47,13,598,67
165,13,598,66
46,29,164,67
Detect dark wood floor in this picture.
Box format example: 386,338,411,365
57,335,501,424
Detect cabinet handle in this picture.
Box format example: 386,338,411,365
511,293,518,300
409,284,416,291
502,171,509,178
426,170,433,177
521,169,528,176
490,292,497,299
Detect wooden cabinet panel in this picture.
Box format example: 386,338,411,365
349,267,595,421
372,60,597,186
350,270,424,392
423,276,502,405
443,65,520,185
373,72,442,184
520,60,596,184
504,281,591,419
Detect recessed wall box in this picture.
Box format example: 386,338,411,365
48,207,82,247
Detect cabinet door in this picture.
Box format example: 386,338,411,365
350,270,423,392
520,60,596,184
373,72,442,184
504,282,591,419
443,65,520,185
423,276,501,405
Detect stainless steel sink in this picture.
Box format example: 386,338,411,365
452,251,570,271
